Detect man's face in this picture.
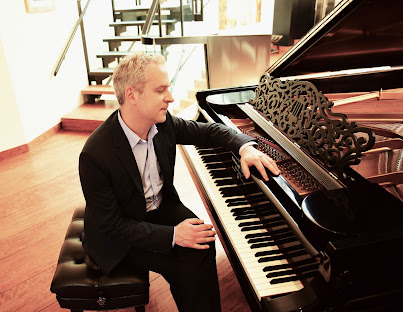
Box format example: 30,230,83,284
135,62,174,125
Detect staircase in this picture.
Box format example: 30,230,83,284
87,0,199,85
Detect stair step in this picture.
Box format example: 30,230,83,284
115,3,189,14
103,35,141,42
88,68,114,76
81,85,114,95
97,50,165,58
109,19,177,27
96,51,135,58
115,6,151,14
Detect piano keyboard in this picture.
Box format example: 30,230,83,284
181,145,319,299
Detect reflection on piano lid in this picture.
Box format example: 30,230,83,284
185,0,403,311
268,0,403,93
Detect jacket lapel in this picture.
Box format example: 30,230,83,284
153,128,172,181
110,112,144,194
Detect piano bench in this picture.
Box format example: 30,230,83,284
50,206,149,312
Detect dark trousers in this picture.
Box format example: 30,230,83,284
127,200,221,312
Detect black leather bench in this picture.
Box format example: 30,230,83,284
50,206,149,312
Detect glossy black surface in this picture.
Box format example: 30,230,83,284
268,0,403,93
301,181,403,248
206,90,255,105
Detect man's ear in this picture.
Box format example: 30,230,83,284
125,86,138,104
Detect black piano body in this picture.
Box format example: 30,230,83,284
179,0,403,311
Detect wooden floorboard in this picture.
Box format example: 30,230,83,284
0,127,250,312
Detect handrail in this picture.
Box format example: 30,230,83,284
142,0,190,40
141,0,160,37
54,0,92,77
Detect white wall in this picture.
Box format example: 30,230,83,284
0,37,26,151
0,0,89,152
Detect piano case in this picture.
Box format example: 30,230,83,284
180,0,403,311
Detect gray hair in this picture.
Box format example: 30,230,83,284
112,51,166,105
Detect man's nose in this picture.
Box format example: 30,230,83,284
165,90,174,102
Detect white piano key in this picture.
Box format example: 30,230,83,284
182,145,305,298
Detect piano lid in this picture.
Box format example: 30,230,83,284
268,0,403,93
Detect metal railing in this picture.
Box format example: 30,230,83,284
141,0,204,42
54,0,91,78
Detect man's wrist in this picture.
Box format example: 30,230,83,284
239,141,257,155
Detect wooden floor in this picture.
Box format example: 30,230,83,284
0,116,251,311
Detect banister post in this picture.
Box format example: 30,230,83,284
77,0,90,84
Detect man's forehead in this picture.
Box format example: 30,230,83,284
145,63,169,86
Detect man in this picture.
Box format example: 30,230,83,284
79,51,280,311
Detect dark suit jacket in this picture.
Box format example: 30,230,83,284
79,109,253,273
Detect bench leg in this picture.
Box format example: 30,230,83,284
135,305,146,312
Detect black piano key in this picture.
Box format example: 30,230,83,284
214,154,233,162
235,213,260,221
255,244,303,257
227,200,249,206
201,151,232,159
258,249,307,263
225,194,267,204
230,205,264,213
231,204,274,214
240,217,284,229
210,169,231,179
266,263,319,278
219,185,261,196
247,197,271,205
270,271,317,285
245,201,273,208
263,257,318,272
238,220,264,227
235,211,272,220
206,162,225,170
245,227,290,239
215,178,238,186
201,155,220,163
261,219,285,228
247,230,294,243
257,254,285,262
261,215,283,223
241,225,267,232
238,215,283,227
248,236,276,244
232,209,268,218
196,148,225,155
230,208,255,215
251,240,277,247
251,236,297,248
196,150,216,156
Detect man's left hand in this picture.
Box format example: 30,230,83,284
240,145,280,181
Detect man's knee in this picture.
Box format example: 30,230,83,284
175,241,216,266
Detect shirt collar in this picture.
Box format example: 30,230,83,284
118,110,158,149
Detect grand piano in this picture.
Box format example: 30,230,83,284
178,0,403,311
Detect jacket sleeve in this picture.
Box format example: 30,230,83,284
170,113,255,154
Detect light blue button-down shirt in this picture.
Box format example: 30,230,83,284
118,111,163,212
